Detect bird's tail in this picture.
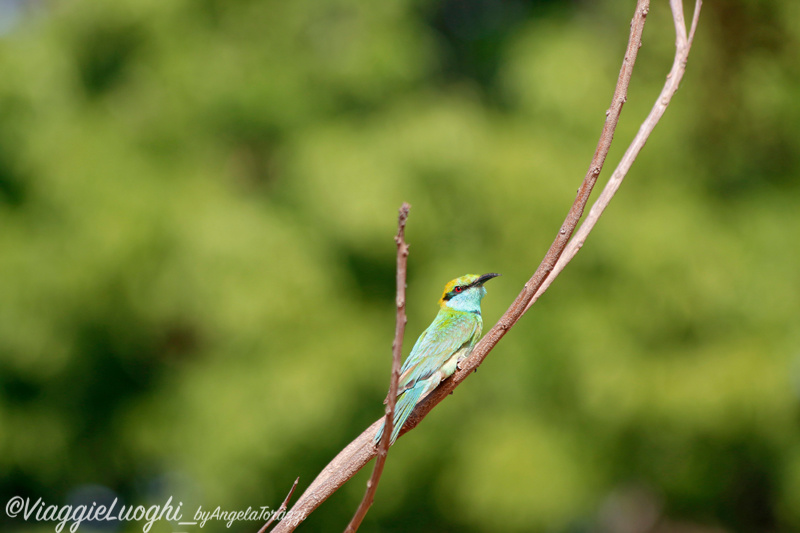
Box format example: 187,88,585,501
374,384,427,446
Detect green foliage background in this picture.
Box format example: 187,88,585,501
1,0,799,531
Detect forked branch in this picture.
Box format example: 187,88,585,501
524,0,702,311
271,1,701,531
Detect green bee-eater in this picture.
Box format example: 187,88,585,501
376,272,500,445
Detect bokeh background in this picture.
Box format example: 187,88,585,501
1,0,799,532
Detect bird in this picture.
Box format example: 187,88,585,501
375,272,500,445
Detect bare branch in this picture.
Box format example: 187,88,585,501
523,0,702,312
402,0,651,434
257,477,299,533
344,203,410,532
271,1,704,530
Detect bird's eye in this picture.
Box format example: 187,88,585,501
453,286,463,293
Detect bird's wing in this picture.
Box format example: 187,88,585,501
397,310,481,392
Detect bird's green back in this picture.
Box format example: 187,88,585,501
397,308,482,393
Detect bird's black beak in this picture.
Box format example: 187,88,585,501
476,272,500,286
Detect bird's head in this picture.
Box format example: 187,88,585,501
438,273,500,313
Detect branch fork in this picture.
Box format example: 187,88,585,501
270,1,702,530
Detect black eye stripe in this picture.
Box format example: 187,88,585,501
446,284,471,299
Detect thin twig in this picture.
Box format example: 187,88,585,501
271,0,704,529
343,203,410,532
257,477,299,533
523,0,702,312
